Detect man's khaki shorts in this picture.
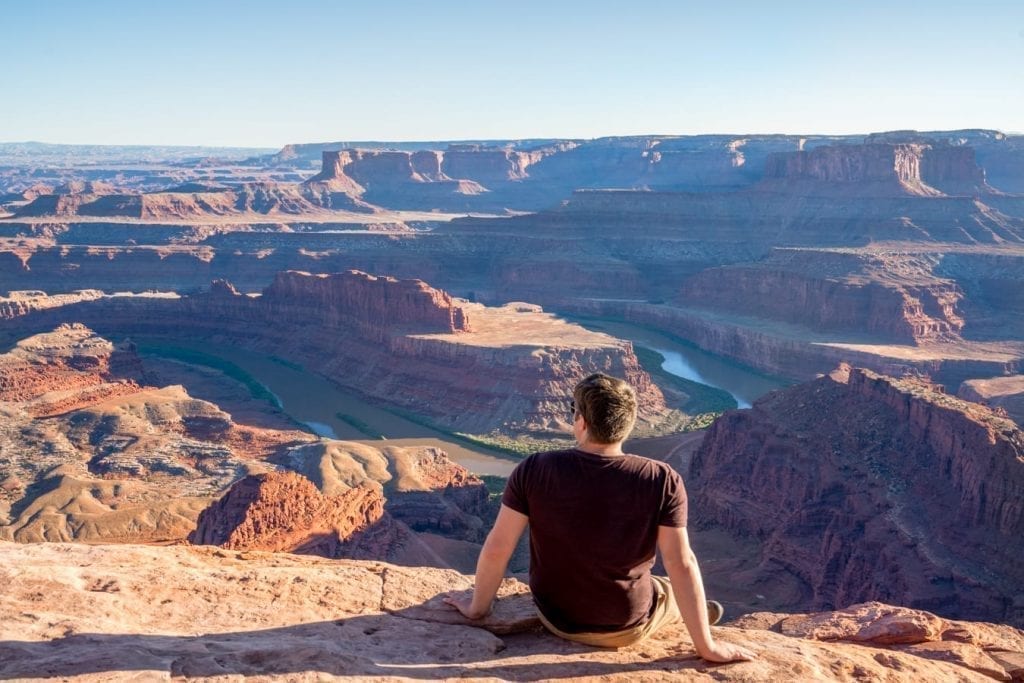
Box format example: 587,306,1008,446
536,576,680,649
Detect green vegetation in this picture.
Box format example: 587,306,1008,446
683,412,724,431
479,474,508,501
454,431,574,459
374,405,524,459
334,412,386,440
137,343,280,407
633,346,738,414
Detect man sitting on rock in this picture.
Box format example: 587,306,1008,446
445,373,755,663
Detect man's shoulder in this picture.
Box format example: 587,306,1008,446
516,449,679,479
621,453,681,479
532,447,580,460
516,448,577,470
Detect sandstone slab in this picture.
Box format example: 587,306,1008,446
2,542,1024,681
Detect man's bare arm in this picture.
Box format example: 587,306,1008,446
657,525,756,663
445,503,528,619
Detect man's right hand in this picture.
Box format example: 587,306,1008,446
697,640,758,663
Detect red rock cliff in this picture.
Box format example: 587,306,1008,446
762,143,988,197
0,273,663,435
188,471,400,559
678,250,966,343
919,146,989,195
260,269,471,339
690,365,1024,626
0,323,146,410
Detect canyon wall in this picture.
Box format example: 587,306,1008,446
678,249,967,343
689,365,1024,626
465,185,1024,245
762,143,988,196
561,298,1020,387
13,182,373,220
0,271,664,434
259,269,471,338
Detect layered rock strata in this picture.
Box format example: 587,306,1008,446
762,143,990,196
678,248,967,343
2,542,1024,681
0,325,494,549
281,441,489,540
13,181,377,220
0,270,665,433
690,365,1024,626
3,136,1023,397
562,297,1023,388
0,322,146,411
188,471,403,559
0,326,312,543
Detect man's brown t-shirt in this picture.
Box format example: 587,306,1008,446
502,447,688,633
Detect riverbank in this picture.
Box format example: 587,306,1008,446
565,314,790,409
136,340,519,477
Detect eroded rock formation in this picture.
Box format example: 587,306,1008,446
0,325,494,549
690,364,1024,626
762,143,990,196
259,269,472,336
0,271,667,434
188,471,401,558
0,323,147,413
678,248,967,343
0,325,312,543
281,441,489,540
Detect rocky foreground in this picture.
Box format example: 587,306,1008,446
1,543,1023,681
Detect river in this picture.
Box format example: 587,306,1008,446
141,342,520,477
566,317,788,409
140,320,784,478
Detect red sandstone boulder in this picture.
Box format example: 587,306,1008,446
779,602,949,644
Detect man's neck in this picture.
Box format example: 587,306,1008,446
575,439,625,456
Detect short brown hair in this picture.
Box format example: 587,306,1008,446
573,373,637,444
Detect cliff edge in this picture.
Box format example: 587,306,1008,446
1,542,1023,681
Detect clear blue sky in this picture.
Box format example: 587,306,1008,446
3,0,1022,147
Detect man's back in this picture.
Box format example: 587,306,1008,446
502,447,688,633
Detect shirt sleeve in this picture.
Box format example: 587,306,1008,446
501,456,531,516
658,466,688,527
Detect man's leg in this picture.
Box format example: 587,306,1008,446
653,576,724,626
536,577,678,649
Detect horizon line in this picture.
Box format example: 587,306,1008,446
2,128,1021,152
